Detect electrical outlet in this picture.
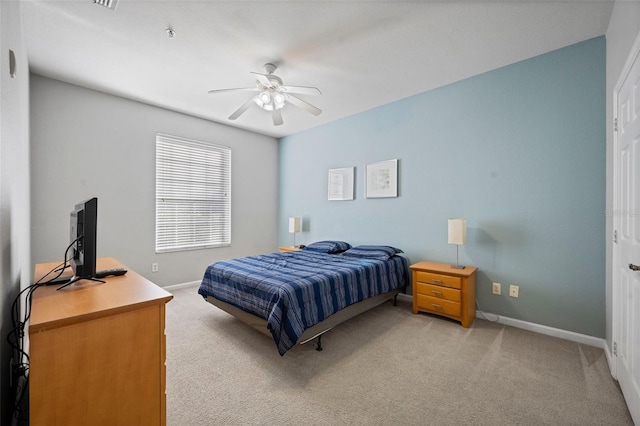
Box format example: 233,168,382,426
492,282,501,295
152,263,159,273
509,285,519,298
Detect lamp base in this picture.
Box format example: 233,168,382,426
451,245,465,269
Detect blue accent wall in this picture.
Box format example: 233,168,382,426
279,36,606,337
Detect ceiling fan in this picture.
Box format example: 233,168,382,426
208,63,322,126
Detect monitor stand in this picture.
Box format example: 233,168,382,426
57,276,106,291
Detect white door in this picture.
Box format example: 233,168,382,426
614,32,640,425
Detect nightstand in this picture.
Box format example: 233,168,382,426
410,261,477,328
279,246,302,252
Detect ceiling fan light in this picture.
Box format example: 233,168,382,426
254,91,279,111
260,92,271,103
254,93,267,109
274,93,286,109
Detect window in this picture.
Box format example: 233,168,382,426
155,134,231,253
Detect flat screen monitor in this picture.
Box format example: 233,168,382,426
69,197,98,278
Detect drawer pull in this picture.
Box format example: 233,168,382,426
431,290,443,296
431,304,443,309
431,279,443,284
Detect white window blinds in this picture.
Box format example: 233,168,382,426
155,134,231,253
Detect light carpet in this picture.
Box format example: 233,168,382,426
166,285,633,425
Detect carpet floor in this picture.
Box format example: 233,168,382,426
166,285,633,425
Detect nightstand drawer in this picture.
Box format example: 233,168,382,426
416,294,461,317
415,282,461,302
414,271,461,289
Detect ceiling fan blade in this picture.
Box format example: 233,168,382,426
228,96,257,120
272,109,283,126
250,72,274,88
280,85,322,96
286,94,322,116
208,87,259,94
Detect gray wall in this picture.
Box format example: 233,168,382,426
30,75,279,287
279,37,606,338
0,1,31,423
605,2,640,354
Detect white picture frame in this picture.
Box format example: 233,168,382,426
328,167,355,201
365,159,398,198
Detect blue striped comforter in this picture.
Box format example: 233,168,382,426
198,250,409,355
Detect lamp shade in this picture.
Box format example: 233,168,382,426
288,217,301,233
448,218,467,245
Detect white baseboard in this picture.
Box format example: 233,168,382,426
603,340,617,378
163,280,200,292
404,292,604,349
476,310,606,349
389,293,606,350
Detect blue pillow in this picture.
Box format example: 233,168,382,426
303,240,352,254
341,245,403,260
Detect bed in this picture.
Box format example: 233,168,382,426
198,242,410,355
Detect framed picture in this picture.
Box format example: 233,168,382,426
365,159,398,198
328,167,355,200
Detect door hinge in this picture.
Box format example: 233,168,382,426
613,230,618,244
614,118,618,132
613,341,617,356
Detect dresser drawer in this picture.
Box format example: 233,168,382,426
414,271,461,289
415,282,461,302
416,294,461,317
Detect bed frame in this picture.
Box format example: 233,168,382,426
205,288,401,351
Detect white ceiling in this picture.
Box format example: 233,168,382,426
22,0,614,139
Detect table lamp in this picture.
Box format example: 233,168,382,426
448,218,466,269
289,217,301,247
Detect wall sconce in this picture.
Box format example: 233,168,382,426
448,218,467,269
289,217,301,247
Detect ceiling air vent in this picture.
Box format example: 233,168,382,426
93,0,118,11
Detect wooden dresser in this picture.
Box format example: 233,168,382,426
29,257,173,426
410,261,477,328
